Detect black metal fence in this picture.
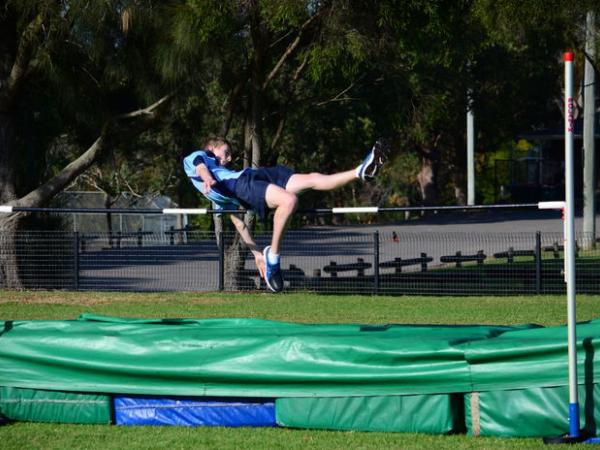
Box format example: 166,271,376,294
1,229,599,295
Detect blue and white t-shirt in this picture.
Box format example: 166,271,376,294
183,150,248,211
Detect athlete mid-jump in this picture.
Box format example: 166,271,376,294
183,138,390,292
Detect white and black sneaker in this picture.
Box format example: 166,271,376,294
358,138,390,181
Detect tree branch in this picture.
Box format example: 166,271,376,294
220,77,248,137
269,54,309,152
1,13,46,111
13,93,173,208
116,94,173,121
78,171,108,194
315,82,357,107
269,114,287,154
262,8,323,90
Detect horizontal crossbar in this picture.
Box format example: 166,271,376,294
0,203,540,215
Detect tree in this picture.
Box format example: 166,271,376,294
163,0,398,287
472,0,600,219
583,10,596,248
0,1,175,287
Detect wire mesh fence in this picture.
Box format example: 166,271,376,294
0,229,598,295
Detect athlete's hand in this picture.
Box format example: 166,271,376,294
202,178,216,193
196,163,216,193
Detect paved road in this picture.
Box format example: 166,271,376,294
315,209,594,234
72,209,598,292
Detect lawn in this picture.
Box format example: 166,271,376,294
1,290,599,449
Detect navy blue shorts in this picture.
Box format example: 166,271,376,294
234,166,294,218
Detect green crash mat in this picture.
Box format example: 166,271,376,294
0,386,111,424
276,394,464,433
465,384,600,437
1,315,599,399
0,315,530,397
459,319,600,391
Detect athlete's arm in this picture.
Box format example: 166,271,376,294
195,163,217,193
230,214,266,278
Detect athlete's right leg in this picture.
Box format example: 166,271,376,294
284,169,357,195
285,138,390,195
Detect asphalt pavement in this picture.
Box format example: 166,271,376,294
74,208,598,292
312,208,594,235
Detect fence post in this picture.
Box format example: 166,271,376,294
73,231,80,290
535,231,542,294
218,231,224,291
374,231,380,294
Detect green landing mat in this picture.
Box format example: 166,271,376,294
276,394,464,433
465,384,600,437
1,315,599,398
0,386,111,424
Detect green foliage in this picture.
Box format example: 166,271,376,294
306,29,372,82
260,0,306,30
472,0,587,49
476,139,536,203
184,1,234,42
385,150,421,206
4,1,185,196
4,0,598,221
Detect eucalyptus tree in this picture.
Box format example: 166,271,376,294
0,1,176,287
474,0,600,220
163,0,398,287
374,0,587,206
0,0,393,288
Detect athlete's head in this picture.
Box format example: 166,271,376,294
204,137,232,166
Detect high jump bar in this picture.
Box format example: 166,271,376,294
0,203,541,215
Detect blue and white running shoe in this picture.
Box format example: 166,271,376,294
358,138,390,181
263,246,284,292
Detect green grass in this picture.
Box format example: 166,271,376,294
1,290,599,325
1,290,600,449
0,422,590,450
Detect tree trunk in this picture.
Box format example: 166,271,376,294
249,2,264,169
224,229,253,290
452,135,468,205
0,95,172,288
417,150,440,206
0,113,17,204
453,171,467,206
223,117,260,290
105,193,114,246
583,10,596,250
0,112,24,288
223,4,266,291
0,216,23,289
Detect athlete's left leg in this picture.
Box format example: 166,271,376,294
261,184,297,292
265,184,298,255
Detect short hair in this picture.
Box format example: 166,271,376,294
203,136,231,149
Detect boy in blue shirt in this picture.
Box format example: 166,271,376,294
183,137,389,292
